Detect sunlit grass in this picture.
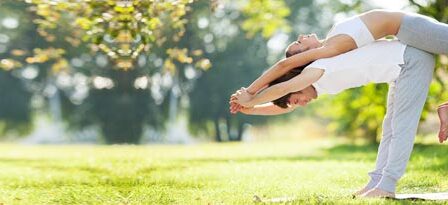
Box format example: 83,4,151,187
0,139,447,204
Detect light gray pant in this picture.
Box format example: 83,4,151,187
365,46,435,193
397,13,448,55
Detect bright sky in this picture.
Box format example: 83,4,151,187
371,0,410,10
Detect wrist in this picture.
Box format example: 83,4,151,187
246,87,256,95
240,107,253,114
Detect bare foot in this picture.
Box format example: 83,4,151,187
361,188,395,198
352,186,371,198
437,105,448,143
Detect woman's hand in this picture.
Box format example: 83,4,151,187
231,88,255,107
229,91,244,114
229,101,243,114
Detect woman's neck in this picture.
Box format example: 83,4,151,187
311,85,318,98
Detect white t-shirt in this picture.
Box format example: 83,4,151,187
327,16,375,48
305,40,407,96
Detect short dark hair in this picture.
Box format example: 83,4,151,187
268,49,312,108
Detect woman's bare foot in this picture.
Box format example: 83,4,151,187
352,186,371,198
361,188,395,198
437,104,448,143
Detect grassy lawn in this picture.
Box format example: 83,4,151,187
1,139,448,204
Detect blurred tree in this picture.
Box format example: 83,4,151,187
189,35,270,141
0,70,33,137
240,0,291,38
186,0,293,141
62,70,166,144
0,0,213,144
7,0,211,72
0,0,38,137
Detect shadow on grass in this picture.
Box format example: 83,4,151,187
166,143,448,171
177,143,379,164
137,164,189,174
0,157,110,174
1,143,447,175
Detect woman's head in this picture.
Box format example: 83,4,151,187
269,37,319,108
286,33,321,57
268,68,303,108
268,67,316,108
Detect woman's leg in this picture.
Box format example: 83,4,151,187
354,83,396,197
354,82,396,196
397,13,448,143
397,13,448,55
374,46,435,194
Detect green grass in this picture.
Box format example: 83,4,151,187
1,139,448,204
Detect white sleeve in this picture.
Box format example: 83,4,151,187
304,59,329,72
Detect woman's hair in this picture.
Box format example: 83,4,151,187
268,49,312,108
285,49,297,58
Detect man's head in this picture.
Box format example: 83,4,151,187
285,33,321,57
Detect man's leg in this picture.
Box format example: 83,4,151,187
374,46,435,194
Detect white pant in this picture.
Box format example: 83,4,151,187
366,46,435,193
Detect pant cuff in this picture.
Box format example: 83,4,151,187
376,175,397,193
366,173,381,189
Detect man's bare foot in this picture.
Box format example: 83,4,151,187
352,186,371,198
361,188,395,198
437,105,448,143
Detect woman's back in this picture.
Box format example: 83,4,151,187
308,40,406,95
323,10,404,55
359,9,405,39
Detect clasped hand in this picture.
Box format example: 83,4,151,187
229,87,254,114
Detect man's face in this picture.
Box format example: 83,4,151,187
286,33,320,55
287,86,317,107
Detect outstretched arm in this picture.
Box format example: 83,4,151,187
234,67,324,107
231,102,297,115
246,46,338,95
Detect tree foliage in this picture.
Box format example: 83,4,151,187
240,0,291,38
1,0,210,72
0,0,200,143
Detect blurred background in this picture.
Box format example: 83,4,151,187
0,0,446,145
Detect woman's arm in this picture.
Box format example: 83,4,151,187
246,46,338,95
240,103,297,115
235,67,324,107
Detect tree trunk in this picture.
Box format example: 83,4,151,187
235,122,244,141
226,117,234,141
369,128,379,145
214,118,222,142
